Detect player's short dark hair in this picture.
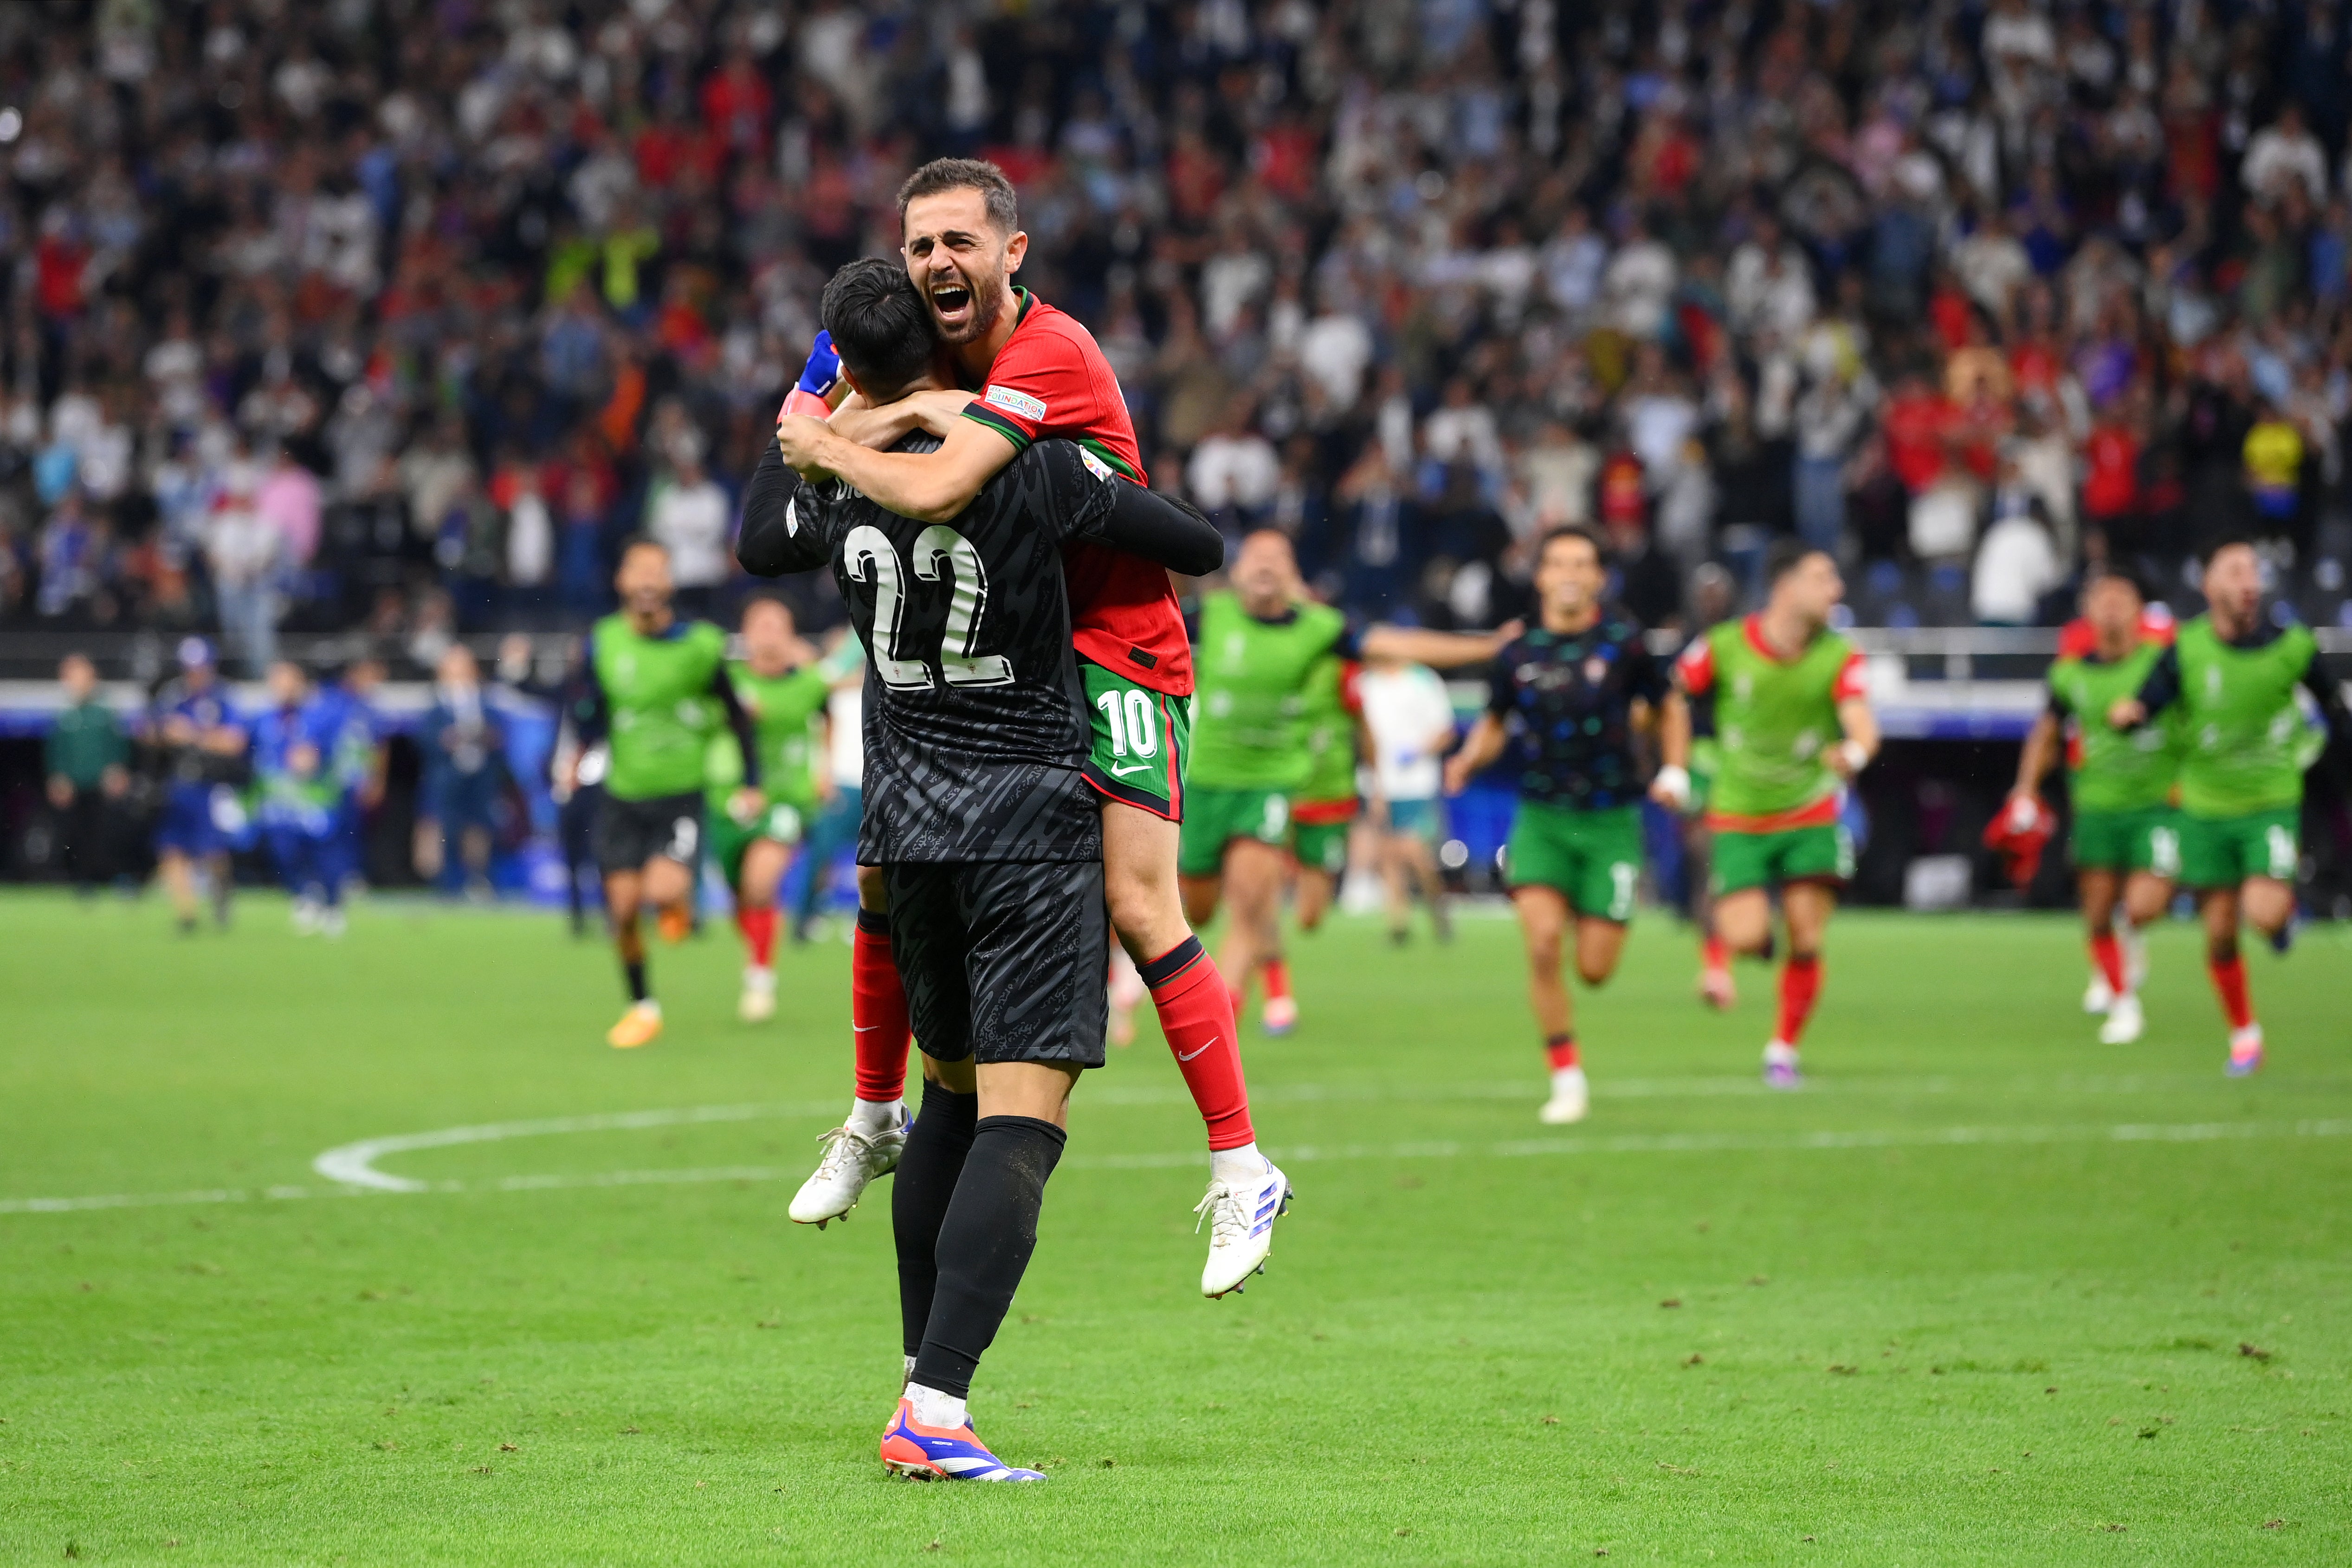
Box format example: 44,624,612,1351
821,259,936,399
617,533,668,561
1764,538,1828,589
739,593,793,623
896,157,1020,232
2084,563,2147,601
1536,524,1604,568
2199,530,2258,568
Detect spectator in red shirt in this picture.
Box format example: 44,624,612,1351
699,46,773,155
2081,405,2142,534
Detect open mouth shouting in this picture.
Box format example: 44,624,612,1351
927,275,975,330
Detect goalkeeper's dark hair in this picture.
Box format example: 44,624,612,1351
820,259,936,400
1764,537,1829,588
896,157,1020,233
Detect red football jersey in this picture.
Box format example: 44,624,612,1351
958,291,1195,697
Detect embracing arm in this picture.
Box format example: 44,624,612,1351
1095,481,1226,576
736,443,832,577
772,412,1012,524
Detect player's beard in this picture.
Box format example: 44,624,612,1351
929,258,1008,345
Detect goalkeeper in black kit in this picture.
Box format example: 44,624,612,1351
737,258,1222,1481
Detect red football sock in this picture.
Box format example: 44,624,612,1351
2208,954,2254,1030
1545,1034,1579,1071
1261,956,1292,1002
739,905,777,968
1142,938,1254,1150
2088,930,2126,994
1776,954,1823,1046
852,910,911,1103
1702,934,1728,971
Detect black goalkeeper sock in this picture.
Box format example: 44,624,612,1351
892,1080,981,1361
624,959,648,1003
911,1115,1067,1399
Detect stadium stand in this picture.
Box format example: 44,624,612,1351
0,0,2346,905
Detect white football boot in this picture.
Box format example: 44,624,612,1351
1539,1065,1590,1124
2098,992,2144,1045
788,1112,908,1228
2081,972,2113,1013
1195,1158,1292,1298
738,967,777,1022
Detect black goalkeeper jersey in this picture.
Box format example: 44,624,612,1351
738,434,1220,864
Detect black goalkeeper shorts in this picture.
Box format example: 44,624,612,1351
594,791,706,875
883,858,1110,1068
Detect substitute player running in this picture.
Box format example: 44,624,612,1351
1183,529,1507,1030
769,162,1271,1271
706,596,838,1022
2107,536,2348,1075
2006,569,2179,1045
1444,526,1669,1123
1658,542,1878,1088
573,538,762,1049
743,259,1230,1478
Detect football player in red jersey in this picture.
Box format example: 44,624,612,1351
774,160,1279,1299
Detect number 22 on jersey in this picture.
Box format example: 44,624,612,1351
844,524,1014,691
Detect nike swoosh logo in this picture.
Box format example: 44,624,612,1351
1104,761,1153,777
853,1026,878,1033
1174,1036,1218,1062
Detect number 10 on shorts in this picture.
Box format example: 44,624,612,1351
1094,688,1162,758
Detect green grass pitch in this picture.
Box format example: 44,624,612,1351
3,890,2349,1565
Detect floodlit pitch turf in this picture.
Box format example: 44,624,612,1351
3,893,2349,1565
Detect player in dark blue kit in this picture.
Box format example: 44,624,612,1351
252,660,349,936
313,657,389,905
1443,526,1671,1124
147,637,249,934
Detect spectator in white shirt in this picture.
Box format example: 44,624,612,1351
1971,497,2063,625
2243,104,2328,205
1359,655,1458,944
645,451,732,617
1187,411,1282,517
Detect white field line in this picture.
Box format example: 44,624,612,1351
311,1072,2308,1193
6,1116,2352,1217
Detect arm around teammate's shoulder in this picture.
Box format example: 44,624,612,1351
736,442,831,577
1094,477,1225,576
2111,642,2181,730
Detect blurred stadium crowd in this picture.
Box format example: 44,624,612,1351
0,0,2351,676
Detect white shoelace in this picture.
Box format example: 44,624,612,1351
810,1124,877,1181
1193,1181,1249,1247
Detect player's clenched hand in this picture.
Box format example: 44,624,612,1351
727,786,765,827
1441,753,1474,797
2106,697,2146,730
2003,789,2043,833
1649,764,1691,811
773,413,835,477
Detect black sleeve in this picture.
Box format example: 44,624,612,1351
735,442,832,577
1331,617,1369,661
708,662,761,787
2132,642,2182,720
576,638,610,745
2044,681,2072,721
1038,441,1225,574
2304,654,2352,739
1484,647,1516,717
1626,634,1670,705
